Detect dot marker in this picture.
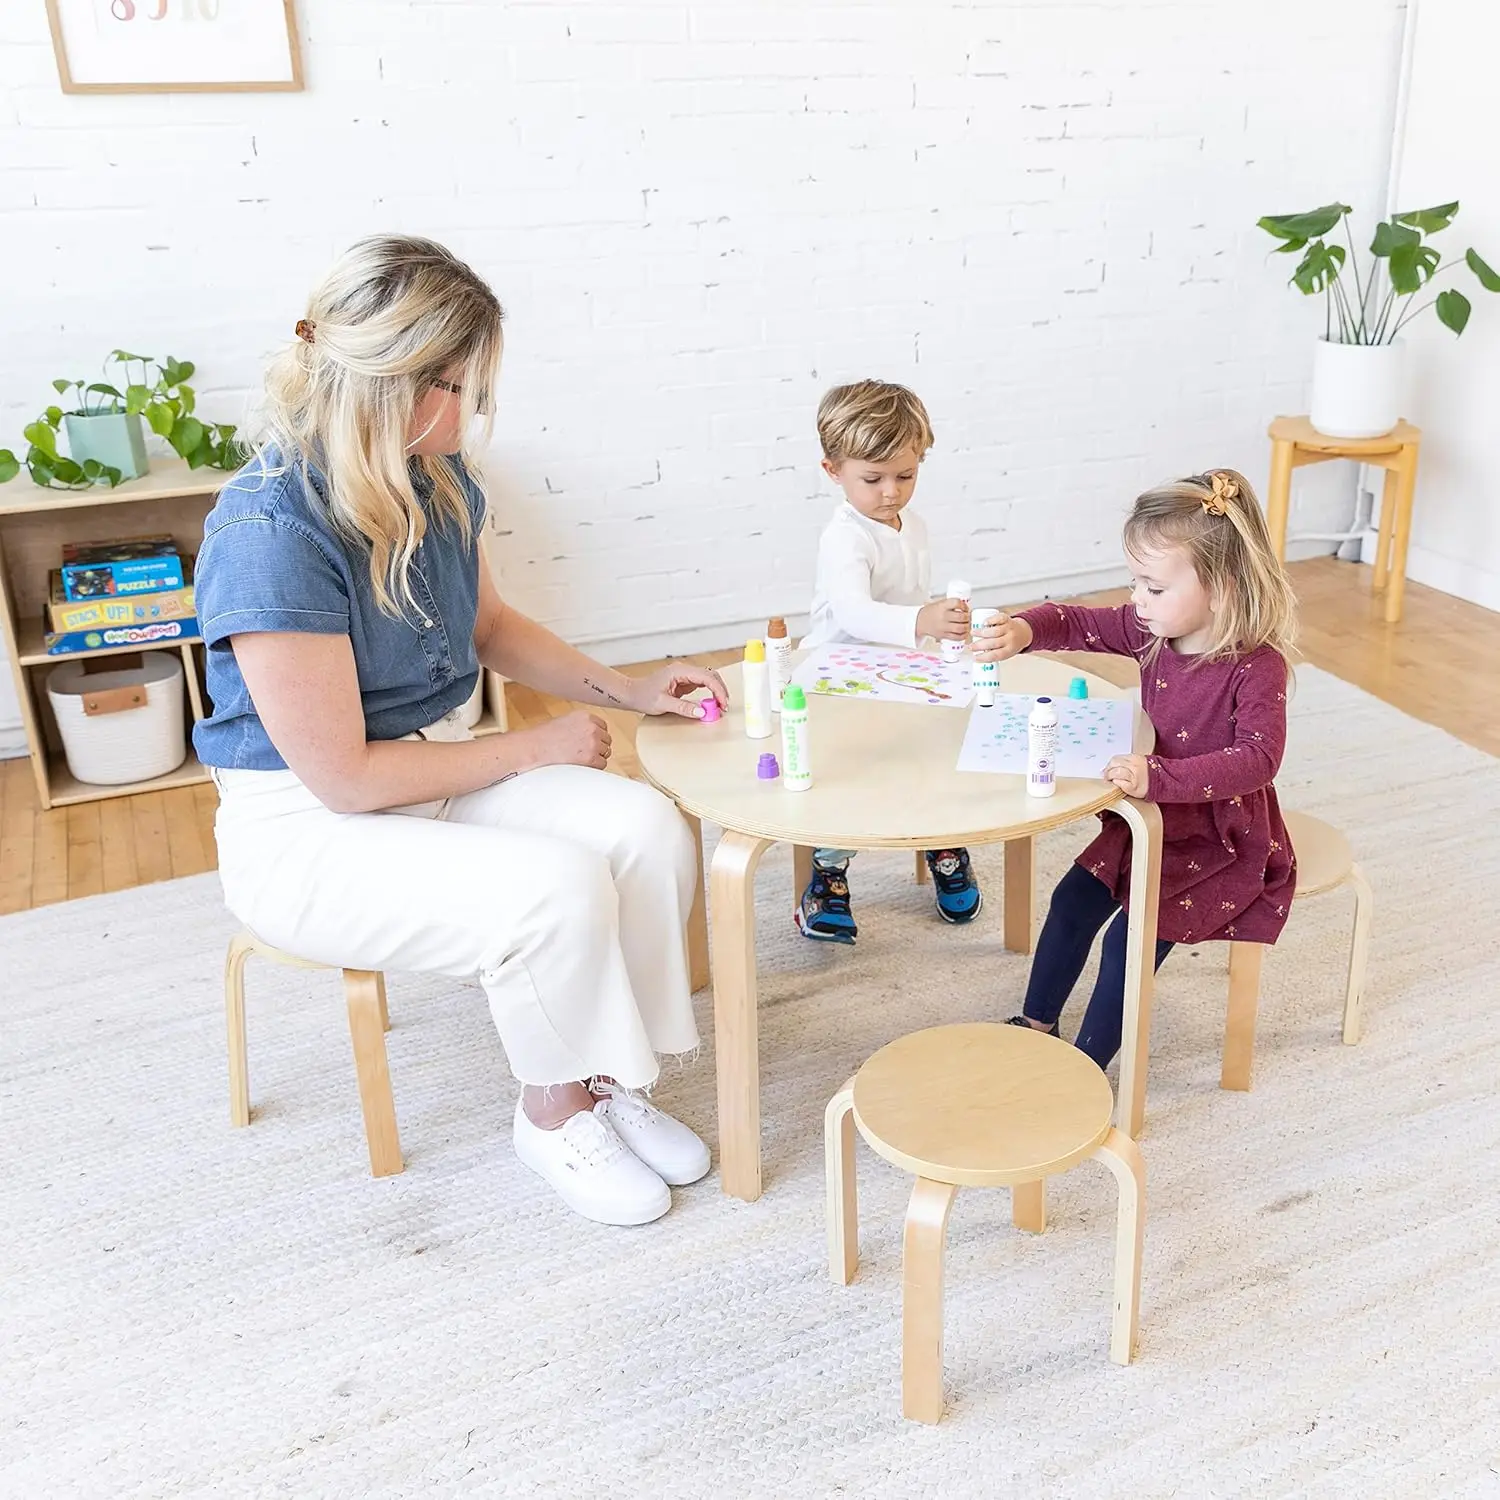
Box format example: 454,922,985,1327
700,697,722,722
1068,677,1089,699
756,752,780,780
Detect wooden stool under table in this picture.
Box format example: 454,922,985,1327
1265,416,1421,624
825,1022,1146,1423
224,929,402,1177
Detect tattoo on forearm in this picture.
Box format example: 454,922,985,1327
583,676,627,707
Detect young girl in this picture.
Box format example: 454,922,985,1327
973,469,1298,1068
195,235,727,1227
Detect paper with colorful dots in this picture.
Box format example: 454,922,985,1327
956,693,1135,777
791,644,975,708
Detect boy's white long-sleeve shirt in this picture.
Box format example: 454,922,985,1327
799,501,932,650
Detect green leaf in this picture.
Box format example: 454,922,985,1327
1370,220,1419,258
81,458,103,478
51,456,84,484
178,386,196,416
23,421,58,458
109,349,151,364
1466,247,1500,292
1388,240,1441,294
145,403,175,438
45,406,63,426
125,383,153,416
100,463,124,488
1258,204,1351,247
52,378,72,394
0,450,18,484
170,417,205,457
1436,288,1472,334
1394,201,1459,235
1290,240,1346,295
185,440,213,469
28,457,55,487
174,360,195,382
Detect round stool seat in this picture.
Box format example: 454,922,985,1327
1284,810,1353,897
851,1022,1115,1188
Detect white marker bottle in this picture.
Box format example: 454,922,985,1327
1027,695,1059,797
970,607,1001,706
766,616,793,713
780,685,813,790
940,579,972,663
743,638,773,740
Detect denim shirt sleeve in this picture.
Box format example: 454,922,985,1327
195,513,351,648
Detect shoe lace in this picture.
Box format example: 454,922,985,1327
560,1107,628,1167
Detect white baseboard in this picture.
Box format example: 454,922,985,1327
1406,545,1500,615
0,726,25,760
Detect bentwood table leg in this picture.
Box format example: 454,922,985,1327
710,828,776,1201
682,813,711,994
1003,837,1035,954
1114,798,1163,1139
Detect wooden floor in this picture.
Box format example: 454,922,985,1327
1,555,1494,916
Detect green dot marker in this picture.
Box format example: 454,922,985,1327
1068,677,1089,699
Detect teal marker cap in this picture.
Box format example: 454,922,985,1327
782,684,806,712
1068,677,1089,699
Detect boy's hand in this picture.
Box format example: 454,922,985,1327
918,597,970,643
972,613,1032,663
1103,754,1150,798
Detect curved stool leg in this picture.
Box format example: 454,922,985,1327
825,1080,859,1284
902,1176,958,1424
224,932,254,1128
793,844,815,905
1221,941,1264,1092
1091,1127,1145,1366
1012,1178,1045,1233
344,968,403,1177
1342,864,1372,1045
375,970,391,1033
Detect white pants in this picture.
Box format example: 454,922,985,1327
211,760,701,1090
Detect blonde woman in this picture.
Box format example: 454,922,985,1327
975,470,1299,1069
194,236,726,1226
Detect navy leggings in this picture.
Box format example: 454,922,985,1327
1021,863,1175,1069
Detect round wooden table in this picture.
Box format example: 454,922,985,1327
636,652,1163,1201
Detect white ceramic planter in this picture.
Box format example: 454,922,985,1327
1309,338,1406,440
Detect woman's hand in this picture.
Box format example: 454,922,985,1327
917,597,970,643
972,613,1033,664
628,662,730,719
520,710,612,770
1103,754,1150,798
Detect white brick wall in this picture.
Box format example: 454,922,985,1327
1,0,1406,753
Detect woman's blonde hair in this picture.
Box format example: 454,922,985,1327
817,380,934,464
256,235,504,616
1125,469,1298,670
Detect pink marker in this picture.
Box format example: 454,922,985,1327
700,697,722,722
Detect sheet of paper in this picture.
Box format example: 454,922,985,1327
956,693,1136,777
791,643,975,708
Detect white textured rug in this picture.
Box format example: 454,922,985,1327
3,667,1499,1500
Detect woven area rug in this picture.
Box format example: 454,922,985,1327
3,667,1498,1499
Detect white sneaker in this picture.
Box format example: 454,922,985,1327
592,1086,711,1187
512,1099,671,1226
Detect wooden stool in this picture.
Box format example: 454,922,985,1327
825,1022,1145,1423
1265,416,1422,624
223,929,403,1178
1221,810,1372,1092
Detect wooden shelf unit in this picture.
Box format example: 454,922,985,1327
0,458,511,811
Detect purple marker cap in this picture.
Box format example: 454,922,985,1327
700,697,721,722
756,752,780,780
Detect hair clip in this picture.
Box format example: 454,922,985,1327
1202,471,1237,516
295,318,316,345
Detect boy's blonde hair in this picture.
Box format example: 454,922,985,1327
256,234,505,618
817,380,934,465
1125,469,1298,671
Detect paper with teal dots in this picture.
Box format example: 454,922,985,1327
956,693,1135,777
791,644,975,709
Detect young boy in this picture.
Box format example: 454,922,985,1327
796,379,981,943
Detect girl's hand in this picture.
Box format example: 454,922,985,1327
1103,754,1150,798
972,613,1032,664
629,662,730,719
917,596,971,643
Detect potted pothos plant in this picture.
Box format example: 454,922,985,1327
1257,201,1500,438
0,350,248,490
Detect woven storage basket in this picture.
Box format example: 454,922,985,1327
47,651,187,786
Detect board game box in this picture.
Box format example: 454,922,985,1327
59,535,186,601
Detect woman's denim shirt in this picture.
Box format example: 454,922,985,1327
192,447,484,771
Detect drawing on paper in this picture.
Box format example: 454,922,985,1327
791,644,975,708
956,693,1135,777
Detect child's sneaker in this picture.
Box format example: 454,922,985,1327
796,860,858,945
925,848,982,924
1006,1014,1060,1037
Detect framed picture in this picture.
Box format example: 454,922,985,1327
45,0,303,94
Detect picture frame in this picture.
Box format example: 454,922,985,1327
45,0,303,95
